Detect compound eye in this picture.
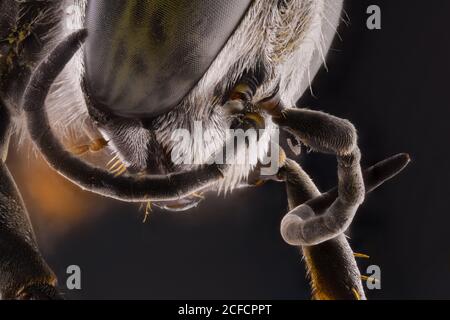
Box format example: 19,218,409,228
84,0,252,118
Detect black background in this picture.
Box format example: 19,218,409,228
37,0,450,299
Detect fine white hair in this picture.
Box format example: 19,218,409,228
21,0,344,193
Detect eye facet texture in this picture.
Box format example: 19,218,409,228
85,0,252,118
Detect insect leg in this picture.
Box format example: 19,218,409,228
0,101,61,300
259,97,365,245
23,30,224,203
278,153,409,299
258,93,358,155
280,152,411,246
304,153,411,214
280,147,365,246
280,158,364,300
273,107,357,156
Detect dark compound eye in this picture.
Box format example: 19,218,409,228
84,0,252,119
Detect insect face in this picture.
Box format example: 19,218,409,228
1,0,412,301
23,0,345,209
76,1,290,202
79,1,275,210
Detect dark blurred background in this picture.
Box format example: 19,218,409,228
10,0,450,299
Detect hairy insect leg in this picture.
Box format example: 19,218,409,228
258,98,365,245
305,153,411,214
275,108,357,155
260,98,358,156
0,101,61,300
280,152,410,247
281,147,364,246
279,158,365,300
277,154,409,300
